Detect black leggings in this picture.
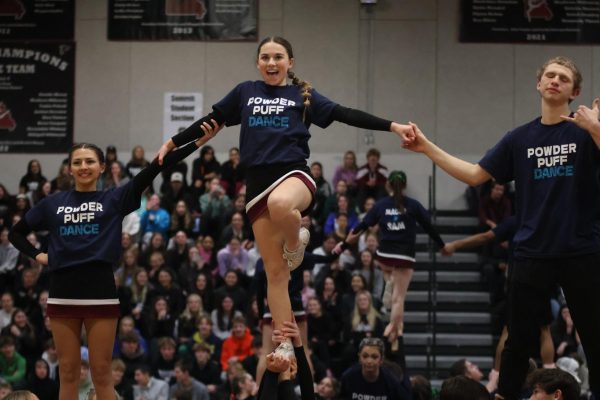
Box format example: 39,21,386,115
498,253,600,398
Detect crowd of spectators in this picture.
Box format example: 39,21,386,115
0,145,588,399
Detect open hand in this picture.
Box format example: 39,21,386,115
560,98,600,133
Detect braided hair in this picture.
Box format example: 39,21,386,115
387,170,407,213
257,36,313,122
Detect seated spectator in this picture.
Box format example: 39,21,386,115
210,295,243,341
340,337,410,400
19,159,46,196
169,360,209,400
316,376,341,400
323,195,359,237
192,145,221,195
49,160,73,193
125,145,150,178
552,305,580,360
241,336,262,380
411,375,433,400
0,383,13,399
153,337,179,385
214,361,245,400
78,359,94,400
138,232,166,268
0,336,26,389
220,316,253,372
449,358,497,393
133,364,169,400
166,230,192,273
1,228,19,289
14,268,41,315
190,343,221,396
216,238,250,281
199,178,231,237
231,372,257,400
140,296,176,342
140,194,170,243
103,160,130,190
160,159,189,195
11,194,31,221
527,368,580,400
355,250,384,303
118,332,149,386
213,271,248,312
24,358,58,400
189,272,214,313
342,291,384,357
111,359,133,400
312,235,339,279
104,145,126,178
41,339,58,382
148,268,184,315
355,148,388,207
118,248,140,290
332,150,359,197
478,181,511,229
192,315,223,365
177,295,205,354
311,161,333,224
219,147,245,198
0,292,16,331
301,270,316,309
169,201,195,238
439,376,490,400
129,269,153,328
219,212,253,250
113,315,149,358
1,309,37,369
306,297,335,368
196,235,218,277
161,172,196,215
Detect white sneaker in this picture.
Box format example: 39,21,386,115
283,227,310,271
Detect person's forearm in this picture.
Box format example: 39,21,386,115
587,120,600,148
423,141,490,186
452,231,494,250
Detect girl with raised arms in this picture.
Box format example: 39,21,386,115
157,36,414,366
8,130,216,400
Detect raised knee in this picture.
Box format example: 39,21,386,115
267,194,294,219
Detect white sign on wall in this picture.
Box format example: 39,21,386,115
163,92,203,144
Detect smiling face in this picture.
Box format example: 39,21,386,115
257,41,294,86
69,148,105,191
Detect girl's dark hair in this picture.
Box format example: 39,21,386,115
388,170,407,213
68,143,105,165
257,36,312,122
216,294,234,331
26,159,42,176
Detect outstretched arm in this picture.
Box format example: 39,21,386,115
157,115,224,164
443,230,496,256
560,98,600,148
136,123,220,195
403,123,491,186
332,105,414,143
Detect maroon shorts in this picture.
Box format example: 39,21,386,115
376,254,415,269
48,304,120,319
245,163,316,225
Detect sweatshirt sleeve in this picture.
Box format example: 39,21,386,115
332,104,392,132
8,218,41,260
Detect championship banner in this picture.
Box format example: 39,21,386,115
0,0,74,40
460,0,600,43
0,42,75,153
108,0,257,41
